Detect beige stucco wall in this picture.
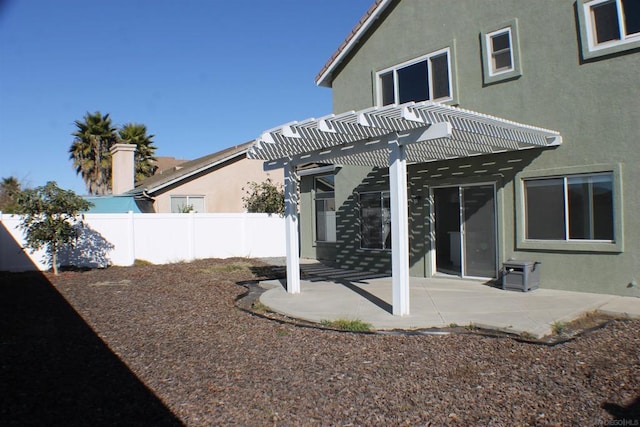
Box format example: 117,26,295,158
152,156,282,213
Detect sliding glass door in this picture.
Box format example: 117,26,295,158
433,184,497,278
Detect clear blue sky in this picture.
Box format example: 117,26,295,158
0,0,373,194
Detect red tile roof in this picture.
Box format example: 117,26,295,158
315,0,391,87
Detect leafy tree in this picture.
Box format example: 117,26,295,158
118,123,158,183
17,182,92,275
69,111,118,195
242,178,284,216
0,176,23,213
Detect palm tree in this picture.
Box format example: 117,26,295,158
118,123,158,183
69,112,118,195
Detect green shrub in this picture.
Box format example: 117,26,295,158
551,321,567,335
320,318,372,332
242,178,284,215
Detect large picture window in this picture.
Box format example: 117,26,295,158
377,47,453,106
524,173,614,241
359,191,391,250
578,0,640,58
314,175,336,242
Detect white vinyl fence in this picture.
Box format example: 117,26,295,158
0,212,286,272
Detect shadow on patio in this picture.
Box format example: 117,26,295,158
300,262,392,313
259,262,638,338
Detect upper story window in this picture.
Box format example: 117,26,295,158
481,19,522,84
578,0,640,59
487,29,513,74
377,46,454,106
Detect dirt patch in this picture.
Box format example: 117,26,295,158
3,259,638,425
88,279,132,287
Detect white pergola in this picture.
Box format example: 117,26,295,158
248,101,561,316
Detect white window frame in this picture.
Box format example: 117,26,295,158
170,195,205,213
376,46,454,106
524,173,614,242
515,164,623,253
486,28,514,76
578,0,640,59
481,19,522,84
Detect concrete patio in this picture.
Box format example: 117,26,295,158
259,262,640,338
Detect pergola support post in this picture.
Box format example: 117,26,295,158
284,161,300,294
389,140,410,316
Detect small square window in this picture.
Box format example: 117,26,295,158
489,31,513,73
578,0,640,59
481,19,522,85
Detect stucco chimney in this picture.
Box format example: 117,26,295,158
110,143,136,194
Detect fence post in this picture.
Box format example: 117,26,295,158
188,210,195,261
241,213,247,257
128,211,135,266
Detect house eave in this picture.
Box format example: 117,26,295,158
131,149,250,196
315,0,394,88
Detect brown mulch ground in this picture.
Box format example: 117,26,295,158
1,258,638,426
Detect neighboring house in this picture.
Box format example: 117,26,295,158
248,0,639,313
126,141,282,213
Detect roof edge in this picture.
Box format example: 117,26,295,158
315,0,393,88
145,148,249,195
129,142,253,196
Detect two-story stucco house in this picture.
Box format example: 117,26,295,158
248,0,639,315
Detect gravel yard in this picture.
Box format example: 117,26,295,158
2,258,638,426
